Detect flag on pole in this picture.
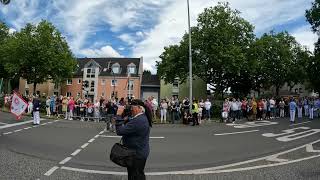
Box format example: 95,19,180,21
10,92,28,120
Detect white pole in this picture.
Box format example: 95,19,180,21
187,0,193,113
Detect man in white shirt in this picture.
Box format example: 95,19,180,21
204,99,212,120
270,98,276,119
230,98,238,123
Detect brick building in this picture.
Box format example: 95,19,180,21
19,57,143,102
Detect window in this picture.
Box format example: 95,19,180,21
86,68,96,78
111,79,118,86
127,80,134,90
128,66,135,74
36,91,40,96
91,81,95,88
112,66,120,74
54,92,59,96
25,90,29,96
101,79,106,85
67,79,72,85
78,79,81,84
67,92,72,97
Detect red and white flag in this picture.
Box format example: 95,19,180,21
10,92,28,120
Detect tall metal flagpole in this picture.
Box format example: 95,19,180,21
187,0,193,113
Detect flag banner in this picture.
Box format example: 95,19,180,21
10,92,28,120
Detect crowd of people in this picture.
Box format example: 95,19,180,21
222,96,320,124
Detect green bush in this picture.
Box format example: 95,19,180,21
0,95,3,108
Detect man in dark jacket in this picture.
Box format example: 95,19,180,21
33,96,41,125
113,99,151,180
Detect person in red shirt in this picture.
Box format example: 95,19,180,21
241,98,248,120
257,99,264,121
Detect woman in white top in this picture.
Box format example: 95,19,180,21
94,100,100,122
160,99,168,123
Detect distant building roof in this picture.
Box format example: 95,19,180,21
142,75,160,87
74,57,141,77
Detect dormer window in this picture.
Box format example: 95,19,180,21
127,63,136,74
112,63,120,74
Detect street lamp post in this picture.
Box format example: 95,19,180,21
187,0,193,113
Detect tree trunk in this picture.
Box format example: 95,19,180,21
276,86,280,96
33,82,37,96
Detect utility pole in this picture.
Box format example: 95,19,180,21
187,0,193,113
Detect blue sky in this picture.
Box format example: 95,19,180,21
0,0,317,73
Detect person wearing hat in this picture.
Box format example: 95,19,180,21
33,95,41,125
112,99,152,180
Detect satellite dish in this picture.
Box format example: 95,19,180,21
1,0,10,5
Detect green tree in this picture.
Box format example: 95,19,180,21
306,0,320,93
249,31,298,96
157,2,255,97
2,20,76,94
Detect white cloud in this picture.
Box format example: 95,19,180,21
118,47,125,51
118,34,137,45
80,45,122,58
292,25,318,51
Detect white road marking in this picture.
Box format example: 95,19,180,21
88,138,95,143
227,120,278,129
81,143,89,149
59,139,320,175
291,121,312,126
0,122,8,125
24,127,32,130
99,131,105,135
94,135,99,138
44,166,59,176
3,132,12,135
59,157,72,165
0,120,34,129
214,130,259,136
276,129,320,142
54,120,60,122
262,127,310,137
99,135,165,139
14,129,22,132
306,144,320,153
71,149,82,156
41,123,48,125
47,122,53,124
265,155,289,162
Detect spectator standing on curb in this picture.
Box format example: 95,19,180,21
241,98,248,120
222,98,230,122
304,97,309,117
270,97,276,119
46,96,51,117
297,98,303,120
192,100,199,126
289,98,297,124
204,99,212,120
151,98,158,118
309,98,314,120
252,97,257,121
68,97,75,120
279,99,285,118
33,96,41,125
94,99,100,122
230,98,238,123
160,99,168,123
50,95,56,116
62,97,68,119
28,97,33,115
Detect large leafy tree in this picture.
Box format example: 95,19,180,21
250,32,298,96
2,20,76,93
157,2,255,96
306,0,320,93
0,22,10,79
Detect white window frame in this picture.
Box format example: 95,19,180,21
67,79,72,85
112,66,120,74
111,79,118,86
127,80,134,90
78,79,81,84
127,66,135,74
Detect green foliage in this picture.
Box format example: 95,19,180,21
2,20,76,92
306,0,320,34
0,21,10,79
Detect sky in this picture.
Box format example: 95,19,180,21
0,0,318,74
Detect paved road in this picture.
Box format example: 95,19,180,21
0,111,319,180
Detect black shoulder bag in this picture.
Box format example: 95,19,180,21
109,139,136,167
